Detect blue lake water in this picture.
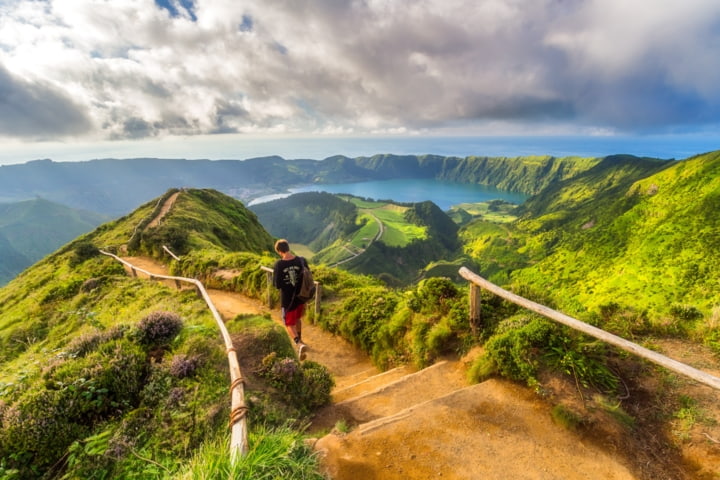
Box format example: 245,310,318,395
286,179,528,210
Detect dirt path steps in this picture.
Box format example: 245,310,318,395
120,255,644,480
316,380,636,480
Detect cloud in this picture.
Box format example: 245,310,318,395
0,64,93,137
0,0,719,142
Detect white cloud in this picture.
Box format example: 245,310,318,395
0,0,719,143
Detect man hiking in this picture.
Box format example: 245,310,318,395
273,239,309,360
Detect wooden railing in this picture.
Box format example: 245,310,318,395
459,267,720,391
100,251,249,459
162,245,181,261
260,265,322,316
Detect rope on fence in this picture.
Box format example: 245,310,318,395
100,250,249,459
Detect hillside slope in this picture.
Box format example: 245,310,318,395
460,153,712,309
0,189,295,479
0,198,109,285
250,191,358,251
503,151,719,316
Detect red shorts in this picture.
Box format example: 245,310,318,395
282,304,305,326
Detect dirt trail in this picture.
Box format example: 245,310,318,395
148,191,180,228
118,256,654,479
121,256,376,380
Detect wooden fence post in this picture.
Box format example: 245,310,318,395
313,281,321,317
469,284,482,335
265,271,273,307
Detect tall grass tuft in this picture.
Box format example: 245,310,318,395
177,425,324,480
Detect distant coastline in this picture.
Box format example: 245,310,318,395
3,134,719,166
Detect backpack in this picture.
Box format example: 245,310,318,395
296,257,316,303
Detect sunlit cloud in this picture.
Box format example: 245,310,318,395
0,0,719,144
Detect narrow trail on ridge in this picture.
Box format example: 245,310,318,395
118,256,648,480
120,256,375,381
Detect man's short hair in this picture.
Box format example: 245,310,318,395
275,239,290,253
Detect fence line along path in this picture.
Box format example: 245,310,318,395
460,266,720,392
100,250,249,460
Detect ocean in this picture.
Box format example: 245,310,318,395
256,135,720,160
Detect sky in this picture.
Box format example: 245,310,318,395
1,0,720,165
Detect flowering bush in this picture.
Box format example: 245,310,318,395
169,354,200,378
257,352,334,412
136,311,183,346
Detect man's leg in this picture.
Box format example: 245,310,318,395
283,306,307,360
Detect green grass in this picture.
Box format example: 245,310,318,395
344,196,383,208
177,426,324,480
363,205,426,247
350,213,380,249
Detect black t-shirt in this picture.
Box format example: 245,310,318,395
273,256,305,310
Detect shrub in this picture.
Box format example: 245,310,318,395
80,276,107,293
169,354,201,379
669,304,704,322
596,302,654,338
47,339,148,419
410,319,432,367
544,339,619,393
297,361,335,409
334,288,400,352
257,353,334,413
141,225,189,256
70,241,99,267
1,339,149,477
482,314,618,393
426,319,453,357
40,278,83,304
0,319,49,362
140,365,173,407
408,277,460,315
65,325,127,357
0,390,90,477
372,307,412,368
136,311,183,347
483,316,557,385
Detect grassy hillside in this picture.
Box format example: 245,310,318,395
126,188,275,258
464,151,719,334
249,191,358,251
0,199,109,285
0,189,330,479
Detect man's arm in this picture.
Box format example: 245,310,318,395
273,262,282,289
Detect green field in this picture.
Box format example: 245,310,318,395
350,213,381,249
361,204,426,247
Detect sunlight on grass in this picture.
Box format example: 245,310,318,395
177,426,324,480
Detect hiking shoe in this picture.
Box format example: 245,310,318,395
298,343,307,361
